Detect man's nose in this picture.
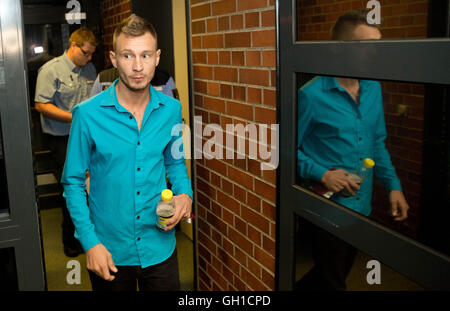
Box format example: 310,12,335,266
132,57,143,71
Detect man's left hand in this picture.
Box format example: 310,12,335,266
164,193,192,231
389,190,409,221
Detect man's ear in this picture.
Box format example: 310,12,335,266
155,49,161,67
109,51,117,68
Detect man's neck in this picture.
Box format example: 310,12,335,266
66,49,80,71
336,77,359,90
115,80,150,110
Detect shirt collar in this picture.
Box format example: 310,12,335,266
62,51,78,73
322,76,370,92
99,78,165,111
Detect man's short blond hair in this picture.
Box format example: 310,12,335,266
69,28,97,46
113,14,158,51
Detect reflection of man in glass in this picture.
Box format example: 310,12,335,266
296,10,410,290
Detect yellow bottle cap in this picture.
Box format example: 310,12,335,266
161,189,173,202
363,158,375,169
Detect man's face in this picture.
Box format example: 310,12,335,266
110,32,161,92
351,24,382,40
71,41,96,67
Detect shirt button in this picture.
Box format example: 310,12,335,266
359,137,362,141
137,141,140,145
129,116,132,120
137,167,141,171
136,216,140,220
137,191,140,195
137,237,141,241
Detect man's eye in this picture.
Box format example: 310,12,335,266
143,54,151,59
124,54,132,59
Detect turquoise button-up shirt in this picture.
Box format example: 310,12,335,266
61,79,193,268
297,76,401,216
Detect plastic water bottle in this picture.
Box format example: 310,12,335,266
341,158,375,197
156,189,175,230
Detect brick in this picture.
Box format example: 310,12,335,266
217,189,241,215
252,29,275,47
261,9,275,27
192,20,206,34
228,166,254,190
263,88,276,106
245,12,260,28
194,79,207,94
225,32,251,48
247,87,262,104
261,200,275,221
220,84,232,99
241,268,268,291
254,178,276,202
193,51,207,64
262,50,276,67
206,17,218,32
193,65,213,79
207,82,220,96
233,86,246,101
227,101,253,121
255,107,277,124
241,206,269,234
228,227,253,255
191,3,211,20
240,68,270,86
203,96,225,113
254,246,275,271
230,14,244,30
207,51,218,65
202,34,223,48
212,0,236,15
237,0,268,11
232,51,245,66
246,50,261,66
218,16,229,31
219,51,231,65
214,66,238,82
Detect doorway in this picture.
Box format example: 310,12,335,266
17,0,196,290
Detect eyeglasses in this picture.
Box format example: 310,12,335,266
76,44,94,57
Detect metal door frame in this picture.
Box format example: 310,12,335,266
276,0,450,290
0,0,45,290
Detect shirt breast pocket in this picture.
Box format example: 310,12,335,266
57,80,76,110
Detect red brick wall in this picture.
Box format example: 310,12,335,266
190,0,277,290
297,0,429,238
101,0,132,67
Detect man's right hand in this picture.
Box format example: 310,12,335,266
321,169,360,196
86,243,118,281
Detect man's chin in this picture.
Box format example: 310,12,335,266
121,79,150,92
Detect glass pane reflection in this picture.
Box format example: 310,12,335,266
296,72,450,257
294,216,423,291
296,0,441,41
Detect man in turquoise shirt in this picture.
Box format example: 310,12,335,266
296,10,409,291
61,14,192,291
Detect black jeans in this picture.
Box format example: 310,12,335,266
44,134,79,248
295,225,357,291
88,249,180,291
